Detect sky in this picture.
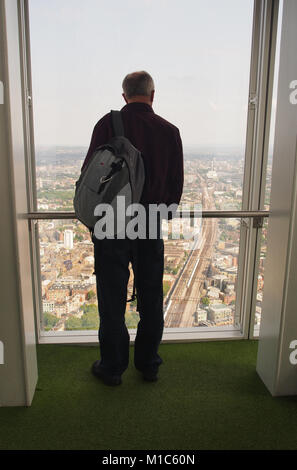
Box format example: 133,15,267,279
29,0,255,151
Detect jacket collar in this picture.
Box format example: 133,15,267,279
121,102,154,113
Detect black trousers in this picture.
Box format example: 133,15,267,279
92,233,164,376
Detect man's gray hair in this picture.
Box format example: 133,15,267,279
122,71,155,99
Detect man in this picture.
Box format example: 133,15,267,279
82,71,184,386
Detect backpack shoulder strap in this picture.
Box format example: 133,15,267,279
111,110,125,137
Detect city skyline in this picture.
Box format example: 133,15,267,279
36,146,269,331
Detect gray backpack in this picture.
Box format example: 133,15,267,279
73,110,145,304
74,110,145,232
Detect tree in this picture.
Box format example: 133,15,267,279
43,312,59,331
80,303,98,314
220,231,227,241
201,296,210,306
74,234,83,242
81,311,99,330
86,290,96,301
65,317,83,330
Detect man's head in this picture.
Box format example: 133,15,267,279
122,71,155,105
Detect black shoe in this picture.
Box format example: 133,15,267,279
91,361,122,386
142,370,158,382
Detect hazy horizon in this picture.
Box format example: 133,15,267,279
34,142,247,154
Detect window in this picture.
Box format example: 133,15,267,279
25,0,276,340
29,0,254,213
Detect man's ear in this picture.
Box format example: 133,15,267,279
122,93,128,104
150,89,155,103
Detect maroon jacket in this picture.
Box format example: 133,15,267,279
81,102,184,207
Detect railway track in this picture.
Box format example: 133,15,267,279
164,179,218,328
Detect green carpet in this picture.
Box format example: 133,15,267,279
1,340,297,450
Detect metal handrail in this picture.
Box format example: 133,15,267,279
27,210,270,220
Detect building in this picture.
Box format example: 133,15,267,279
64,229,74,250
208,304,233,323
212,274,228,291
42,300,55,313
46,284,71,302
207,287,221,299
197,308,207,323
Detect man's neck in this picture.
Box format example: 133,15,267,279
127,97,153,106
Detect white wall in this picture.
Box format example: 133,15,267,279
0,0,37,406
257,0,297,396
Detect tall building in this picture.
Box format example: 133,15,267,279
207,158,218,179
64,229,73,250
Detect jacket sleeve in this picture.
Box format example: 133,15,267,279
167,128,184,208
81,114,111,171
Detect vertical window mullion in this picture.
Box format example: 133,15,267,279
236,0,280,338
